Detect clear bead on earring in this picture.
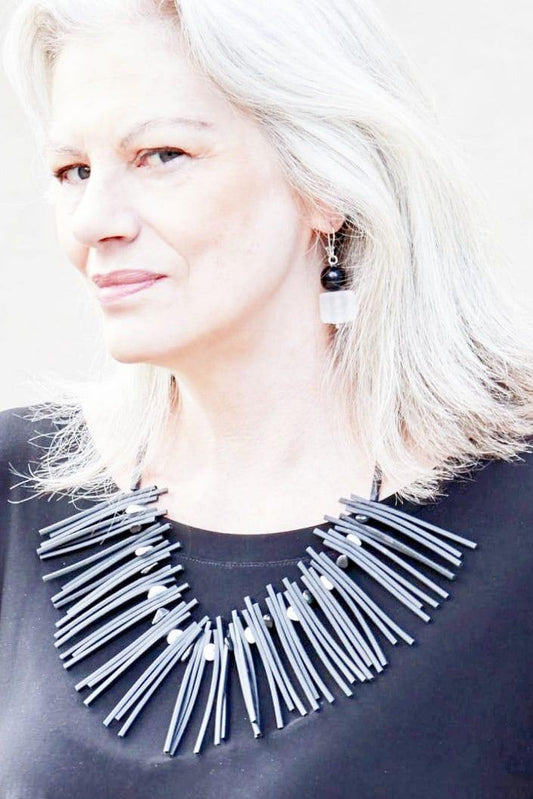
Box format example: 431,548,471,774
319,231,357,327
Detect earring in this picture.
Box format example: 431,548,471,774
319,230,357,326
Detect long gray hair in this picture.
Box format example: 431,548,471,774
3,0,533,505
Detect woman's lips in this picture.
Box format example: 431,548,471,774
96,276,166,305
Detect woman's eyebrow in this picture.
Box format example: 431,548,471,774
45,116,215,156
119,116,215,147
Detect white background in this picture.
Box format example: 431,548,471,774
1,0,531,411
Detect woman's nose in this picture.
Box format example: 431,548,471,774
70,171,140,247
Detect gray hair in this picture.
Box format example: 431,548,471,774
3,0,533,505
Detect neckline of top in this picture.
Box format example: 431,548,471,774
77,407,427,560
101,476,427,564
163,494,424,564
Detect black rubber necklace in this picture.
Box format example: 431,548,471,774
36,464,477,756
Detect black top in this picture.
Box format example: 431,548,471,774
1,403,532,799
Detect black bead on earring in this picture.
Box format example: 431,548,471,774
318,230,357,326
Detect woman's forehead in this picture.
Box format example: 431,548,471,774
50,23,210,103
47,24,240,144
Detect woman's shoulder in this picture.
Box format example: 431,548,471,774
428,444,533,547
0,401,44,435
0,402,57,492
465,445,533,507
0,402,53,460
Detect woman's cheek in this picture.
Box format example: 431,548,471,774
55,210,87,274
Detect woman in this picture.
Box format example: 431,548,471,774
1,0,532,797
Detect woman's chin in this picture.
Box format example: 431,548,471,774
103,339,173,366
108,350,146,365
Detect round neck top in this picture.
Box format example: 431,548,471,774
101,450,421,565
163,487,421,565
2,404,532,799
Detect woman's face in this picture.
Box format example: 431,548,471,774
46,19,326,367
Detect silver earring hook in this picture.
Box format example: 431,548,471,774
325,230,338,267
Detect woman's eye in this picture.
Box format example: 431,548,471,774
139,148,186,167
53,165,90,184
52,149,186,185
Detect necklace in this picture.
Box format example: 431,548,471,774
36,465,477,756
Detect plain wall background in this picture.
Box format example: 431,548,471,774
1,0,532,412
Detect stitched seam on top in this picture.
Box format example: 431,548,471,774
176,554,313,568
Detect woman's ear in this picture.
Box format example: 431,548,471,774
304,198,345,234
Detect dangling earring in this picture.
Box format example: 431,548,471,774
319,230,357,327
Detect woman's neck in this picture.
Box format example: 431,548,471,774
85,316,411,533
